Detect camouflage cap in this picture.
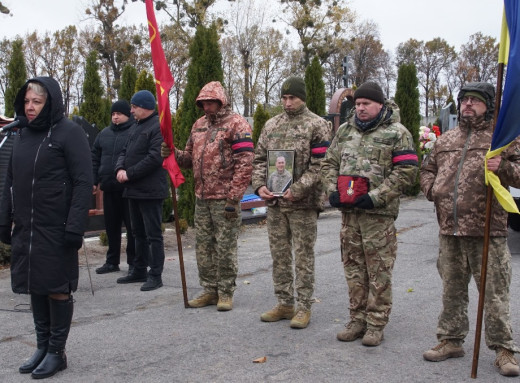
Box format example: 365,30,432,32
457,82,495,120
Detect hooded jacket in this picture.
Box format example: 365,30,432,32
175,81,254,201
0,77,93,294
420,115,520,236
92,116,135,192
321,100,418,218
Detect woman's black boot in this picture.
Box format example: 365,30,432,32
31,296,73,379
19,294,50,373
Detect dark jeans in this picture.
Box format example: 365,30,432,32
129,198,165,277
103,190,135,266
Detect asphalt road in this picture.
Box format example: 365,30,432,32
1,194,520,382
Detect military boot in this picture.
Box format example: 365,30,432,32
290,310,311,329
217,295,233,311
188,291,218,308
362,328,384,347
495,347,520,376
260,304,295,322
423,340,465,362
337,320,366,342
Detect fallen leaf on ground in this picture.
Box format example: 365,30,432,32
253,356,267,363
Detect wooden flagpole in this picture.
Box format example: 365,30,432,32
471,61,505,379
170,182,189,308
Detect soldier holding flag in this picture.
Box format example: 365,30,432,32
162,81,254,311
421,82,520,376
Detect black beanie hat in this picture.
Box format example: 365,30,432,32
354,81,385,104
111,100,131,117
280,76,306,102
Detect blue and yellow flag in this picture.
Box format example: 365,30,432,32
486,0,520,213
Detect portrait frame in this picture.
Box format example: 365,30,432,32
267,149,295,196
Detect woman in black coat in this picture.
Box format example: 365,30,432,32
0,77,92,379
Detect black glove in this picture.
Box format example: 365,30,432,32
354,194,374,210
224,199,239,220
0,225,11,245
328,191,344,208
160,142,172,159
64,231,83,250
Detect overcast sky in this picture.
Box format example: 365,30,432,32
2,0,504,53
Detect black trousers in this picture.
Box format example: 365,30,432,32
128,198,165,277
103,190,135,266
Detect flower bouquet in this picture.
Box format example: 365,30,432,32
419,125,440,154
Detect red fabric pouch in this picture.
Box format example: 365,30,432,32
337,175,369,204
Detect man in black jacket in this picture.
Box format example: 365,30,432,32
115,90,168,291
92,100,136,276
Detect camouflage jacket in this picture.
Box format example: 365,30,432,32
252,104,332,210
321,100,418,218
420,116,520,236
267,169,292,193
176,82,254,201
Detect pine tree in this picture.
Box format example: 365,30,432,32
101,97,112,127
305,56,326,116
80,51,106,130
394,63,421,196
135,69,156,97
252,103,270,147
446,93,457,115
119,64,137,102
176,23,224,226
4,39,27,117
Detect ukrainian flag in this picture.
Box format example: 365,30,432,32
486,0,520,213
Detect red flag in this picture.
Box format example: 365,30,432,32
145,0,184,187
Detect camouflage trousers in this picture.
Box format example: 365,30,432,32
340,212,397,329
436,235,518,351
266,206,318,311
194,198,241,297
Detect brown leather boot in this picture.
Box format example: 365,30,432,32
423,340,465,362
260,304,295,322
188,291,218,308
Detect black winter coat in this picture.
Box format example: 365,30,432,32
115,112,168,199
92,117,135,192
0,77,93,295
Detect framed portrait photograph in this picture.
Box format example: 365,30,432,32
267,150,295,196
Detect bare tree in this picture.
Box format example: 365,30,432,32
348,21,386,87
256,28,297,107
278,0,354,68
378,50,396,98
457,32,498,84
418,38,457,117
226,0,265,116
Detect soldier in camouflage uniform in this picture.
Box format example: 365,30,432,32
164,81,254,311
421,82,520,376
252,76,331,329
321,81,418,346
267,156,292,194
